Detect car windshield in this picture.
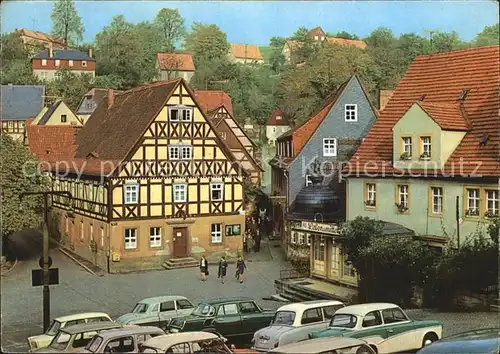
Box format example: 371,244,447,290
192,303,216,316
272,311,296,325
49,331,71,350
46,320,62,336
132,303,149,313
85,335,103,353
329,314,358,328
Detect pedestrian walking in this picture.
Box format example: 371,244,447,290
235,255,247,283
199,255,208,281
217,256,228,283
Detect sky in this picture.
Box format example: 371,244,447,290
1,1,498,46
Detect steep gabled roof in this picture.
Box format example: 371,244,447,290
194,90,233,115
267,107,290,126
326,37,367,50
348,46,500,177
15,28,65,46
26,119,79,160
308,27,326,38
416,101,470,131
230,44,263,60
207,105,257,149
157,53,195,71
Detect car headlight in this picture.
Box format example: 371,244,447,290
274,340,279,348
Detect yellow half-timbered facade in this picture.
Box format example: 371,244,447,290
47,78,246,272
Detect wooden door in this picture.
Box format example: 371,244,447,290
173,227,188,257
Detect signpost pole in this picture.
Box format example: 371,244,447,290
42,194,50,332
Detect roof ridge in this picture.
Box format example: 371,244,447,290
415,45,499,60
118,79,183,95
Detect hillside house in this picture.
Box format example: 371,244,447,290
155,53,196,83
266,107,290,146
31,48,95,81
228,44,264,64
14,28,66,53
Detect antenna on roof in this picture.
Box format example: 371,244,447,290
458,88,469,101
418,94,426,101
479,133,489,146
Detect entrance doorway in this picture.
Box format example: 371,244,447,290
173,227,188,257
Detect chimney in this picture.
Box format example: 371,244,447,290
107,88,114,108
88,48,93,58
48,47,53,58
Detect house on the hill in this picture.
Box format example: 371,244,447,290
155,53,196,83
31,48,95,81
14,28,66,53
325,37,367,50
308,27,327,42
34,78,247,272
194,90,234,115
345,45,500,248
266,107,290,146
1,84,45,142
228,44,264,64
32,100,82,126
76,88,123,124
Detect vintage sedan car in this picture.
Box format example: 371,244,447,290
310,303,442,353
168,297,275,344
417,327,500,354
27,312,112,351
116,296,195,330
82,326,165,353
252,300,345,351
31,322,123,353
269,337,376,354
139,332,232,353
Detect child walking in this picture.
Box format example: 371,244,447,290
235,255,247,283
217,256,228,283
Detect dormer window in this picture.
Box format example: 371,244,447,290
345,104,358,122
420,136,431,159
169,106,193,122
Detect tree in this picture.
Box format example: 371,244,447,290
290,26,309,41
50,0,84,47
45,68,93,109
1,135,47,256
474,24,499,47
184,23,230,64
154,8,186,52
133,21,168,82
430,30,463,53
1,59,40,85
269,36,287,48
342,216,383,268
0,33,39,85
332,31,359,40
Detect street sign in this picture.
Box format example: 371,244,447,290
32,268,59,287
38,256,53,269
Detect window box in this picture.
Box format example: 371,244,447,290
364,200,376,207
399,152,411,161
465,208,480,217
395,203,408,213
419,152,431,160
484,210,499,218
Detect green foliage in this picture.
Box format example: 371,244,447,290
184,23,230,64
487,217,499,244
430,30,464,53
0,135,48,253
474,24,500,47
332,31,360,40
342,216,383,268
50,0,84,46
291,26,309,41
269,36,287,48
153,8,186,52
0,33,39,85
45,68,93,109
2,59,40,85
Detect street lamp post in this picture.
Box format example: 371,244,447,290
20,191,71,331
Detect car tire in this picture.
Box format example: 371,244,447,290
422,332,439,347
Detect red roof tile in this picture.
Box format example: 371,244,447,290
267,107,290,126
194,90,233,115
157,53,195,71
326,37,367,49
417,101,470,131
347,46,500,177
230,44,263,60
26,121,78,160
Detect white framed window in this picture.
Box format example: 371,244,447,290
397,185,409,209
307,234,312,246
366,183,376,207
68,60,73,67
41,59,47,66
210,182,224,201
7,121,13,129
431,187,443,214
323,138,337,157
486,190,499,216
402,137,412,157
168,146,192,160
55,59,60,66
169,106,193,121
90,224,94,241
211,224,222,243
345,104,358,122
298,232,305,244
466,188,480,216
41,72,47,78
124,228,137,249
181,146,192,159
420,136,432,158
100,227,104,247
124,183,139,204
314,35,319,40
80,222,84,240
150,227,161,248
173,184,187,203
168,146,179,160
82,60,87,67
276,115,282,120
305,175,312,187
291,232,297,244
65,218,69,233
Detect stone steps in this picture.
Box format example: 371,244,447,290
162,257,199,270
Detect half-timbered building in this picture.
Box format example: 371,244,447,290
44,78,247,272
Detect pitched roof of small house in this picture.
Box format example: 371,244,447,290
326,37,367,50
26,119,79,160
15,28,66,47
76,88,123,115
267,107,289,126
347,45,500,177
33,49,95,61
416,101,470,131
0,85,45,121
230,44,263,60
308,27,326,38
194,90,233,115
156,53,195,71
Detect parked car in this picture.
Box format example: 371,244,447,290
416,327,500,354
27,312,113,351
30,322,123,353
139,332,232,353
116,296,195,330
269,337,376,354
82,326,165,353
310,303,442,353
168,297,275,344
252,300,345,351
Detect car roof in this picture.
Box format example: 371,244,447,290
138,296,189,305
142,332,219,349
53,312,111,323
61,322,122,334
336,303,399,316
96,326,164,339
270,337,368,353
277,300,344,312
201,297,254,305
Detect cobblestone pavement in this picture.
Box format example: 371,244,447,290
1,237,499,352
